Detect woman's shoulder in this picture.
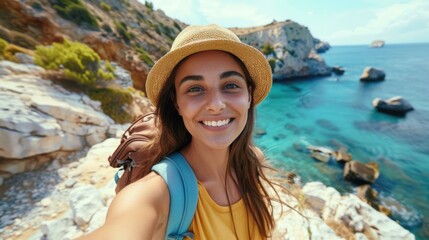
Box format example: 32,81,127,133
114,172,170,207
105,172,170,224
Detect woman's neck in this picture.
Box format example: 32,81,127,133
181,141,241,206
181,141,230,183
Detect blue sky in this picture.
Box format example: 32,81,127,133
145,0,429,45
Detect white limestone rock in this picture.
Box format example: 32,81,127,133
0,61,44,74
69,185,105,227
0,73,113,159
303,182,415,240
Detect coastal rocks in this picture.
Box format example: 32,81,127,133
231,20,331,80
308,146,335,162
314,38,331,53
360,67,386,81
333,147,352,163
332,66,345,75
344,161,380,184
373,96,414,116
356,184,392,216
303,182,415,240
370,40,385,48
307,145,352,163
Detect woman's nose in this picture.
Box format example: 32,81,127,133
205,90,226,112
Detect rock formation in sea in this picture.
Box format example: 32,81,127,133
360,67,386,81
230,20,332,80
373,96,414,116
370,40,385,48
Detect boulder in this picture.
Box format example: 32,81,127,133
373,96,414,116
360,67,385,81
356,184,392,216
333,147,352,163
370,40,385,48
344,161,379,184
308,146,334,162
332,66,345,75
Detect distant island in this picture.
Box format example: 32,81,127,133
370,40,385,48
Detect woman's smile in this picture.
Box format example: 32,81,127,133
201,118,232,127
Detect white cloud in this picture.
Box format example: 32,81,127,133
326,0,429,44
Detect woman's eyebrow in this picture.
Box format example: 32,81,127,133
178,75,203,86
220,71,245,80
178,71,245,86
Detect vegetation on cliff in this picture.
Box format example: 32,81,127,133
34,40,135,123
0,38,7,58
48,0,99,30
34,40,113,86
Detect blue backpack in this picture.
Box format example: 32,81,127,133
114,152,198,239
152,152,198,240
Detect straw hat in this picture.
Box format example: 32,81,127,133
145,24,272,106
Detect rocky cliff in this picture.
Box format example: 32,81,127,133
231,20,331,80
0,0,187,91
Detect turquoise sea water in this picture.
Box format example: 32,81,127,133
255,43,429,239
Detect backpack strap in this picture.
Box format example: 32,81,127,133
151,152,198,240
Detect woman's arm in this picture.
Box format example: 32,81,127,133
78,172,170,240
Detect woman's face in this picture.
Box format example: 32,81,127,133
174,50,251,150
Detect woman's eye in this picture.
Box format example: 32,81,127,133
187,86,203,93
224,83,240,90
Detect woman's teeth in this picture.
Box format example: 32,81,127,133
203,119,231,127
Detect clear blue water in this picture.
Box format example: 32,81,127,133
255,43,429,239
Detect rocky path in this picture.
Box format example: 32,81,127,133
0,139,119,240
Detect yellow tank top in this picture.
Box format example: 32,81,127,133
188,182,264,240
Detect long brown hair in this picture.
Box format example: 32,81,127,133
149,52,279,238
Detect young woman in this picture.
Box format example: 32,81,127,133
81,24,281,239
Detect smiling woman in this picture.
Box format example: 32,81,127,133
79,24,285,240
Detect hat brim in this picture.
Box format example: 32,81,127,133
146,39,272,106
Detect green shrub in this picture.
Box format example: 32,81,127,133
34,40,114,86
31,2,44,11
262,42,274,55
104,60,115,73
145,1,154,11
268,59,276,73
101,24,112,33
136,47,154,66
0,38,7,56
49,0,99,30
115,21,132,43
87,87,133,123
287,49,297,58
99,2,111,11
173,22,181,31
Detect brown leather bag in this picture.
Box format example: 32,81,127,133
108,112,158,193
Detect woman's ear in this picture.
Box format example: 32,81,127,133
175,102,181,115
248,86,252,106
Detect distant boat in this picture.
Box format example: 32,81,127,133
370,40,385,48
